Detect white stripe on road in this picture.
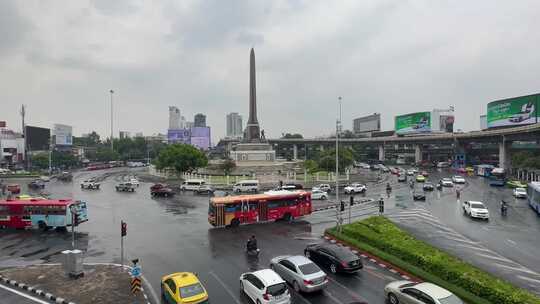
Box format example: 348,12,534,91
474,252,516,264
208,271,242,304
326,276,369,303
507,239,517,245
494,263,540,276
322,290,345,304
516,275,540,285
0,283,51,304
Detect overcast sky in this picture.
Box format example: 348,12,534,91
1,0,539,141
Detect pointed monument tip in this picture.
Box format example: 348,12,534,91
250,47,254,53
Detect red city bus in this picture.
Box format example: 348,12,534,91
208,191,312,227
0,198,88,230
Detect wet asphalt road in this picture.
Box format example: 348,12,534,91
0,167,539,303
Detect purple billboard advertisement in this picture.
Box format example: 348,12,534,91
167,129,191,144
190,127,211,150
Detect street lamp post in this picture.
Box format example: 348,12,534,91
336,97,342,231
110,89,114,151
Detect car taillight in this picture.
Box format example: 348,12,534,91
341,261,348,268
263,293,270,300
304,279,313,285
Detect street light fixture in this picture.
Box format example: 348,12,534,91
336,96,342,231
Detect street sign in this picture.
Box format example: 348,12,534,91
131,277,141,294
130,265,141,277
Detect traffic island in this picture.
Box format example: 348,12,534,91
0,264,151,304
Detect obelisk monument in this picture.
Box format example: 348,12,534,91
230,48,276,163
245,48,261,142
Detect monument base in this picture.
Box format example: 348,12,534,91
230,143,276,162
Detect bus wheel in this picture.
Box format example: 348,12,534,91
284,213,293,222
230,218,240,228
38,221,49,231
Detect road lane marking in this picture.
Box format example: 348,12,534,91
516,275,540,285
322,290,346,304
507,239,517,245
326,276,369,303
474,252,515,264
208,271,242,304
0,283,50,304
494,263,540,276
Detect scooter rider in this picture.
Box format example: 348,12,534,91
501,200,508,216
246,235,258,252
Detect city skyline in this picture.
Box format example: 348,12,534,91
2,1,540,141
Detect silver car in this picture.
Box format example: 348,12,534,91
270,255,328,293
385,280,464,304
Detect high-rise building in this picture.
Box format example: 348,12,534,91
226,112,243,139
119,131,131,139
169,106,181,129
194,113,206,127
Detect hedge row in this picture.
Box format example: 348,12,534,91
327,217,540,304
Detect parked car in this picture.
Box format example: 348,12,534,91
28,179,46,189
304,243,362,274
440,178,454,187
80,180,100,190
194,184,215,195
513,187,527,199
240,269,290,304
452,175,466,184
344,183,367,194
384,280,464,304
151,183,175,197
116,182,136,192
270,255,328,293
317,184,332,193
413,191,426,201
311,189,328,200
423,182,434,191
161,272,209,304
416,175,426,182
462,201,489,220
7,184,21,194
398,175,407,182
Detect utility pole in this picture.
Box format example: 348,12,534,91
110,89,114,151
20,105,27,170
336,97,342,231
48,136,53,176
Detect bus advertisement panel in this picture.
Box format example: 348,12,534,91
395,112,431,135
487,94,538,128
208,191,311,228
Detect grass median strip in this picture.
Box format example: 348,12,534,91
326,216,540,304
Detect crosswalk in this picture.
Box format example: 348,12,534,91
387,207,540,294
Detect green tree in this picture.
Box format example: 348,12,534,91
317,148,354,172
154,144,208,176
221,158,236,175
281,133,303,139
95,148,120,162
52,151,80,169
31,153,49,170
303,159,319,174
73,131,101,147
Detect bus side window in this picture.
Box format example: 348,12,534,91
225,203,240,212
249,202,258,210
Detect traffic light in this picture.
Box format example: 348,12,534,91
121,221,127,237
73,213,80,226
378,198,384,214
350,196,354,206
340,201,345,212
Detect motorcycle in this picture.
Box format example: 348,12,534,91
501,201,508,216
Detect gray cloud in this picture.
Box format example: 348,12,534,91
1,0,539,141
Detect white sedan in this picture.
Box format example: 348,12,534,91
344,183,367,194
311,189,328,200
462,201,490,220
452,175,466,184
440,178,454,187
513,187,527,198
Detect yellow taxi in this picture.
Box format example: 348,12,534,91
161,272,209,304
416,175,426,182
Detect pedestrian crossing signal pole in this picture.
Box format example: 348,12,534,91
379,197,384,215
121,221,127,268
348,196,353,224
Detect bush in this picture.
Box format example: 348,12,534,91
327,217,540,304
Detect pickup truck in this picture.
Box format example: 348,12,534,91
81,180,100,190
116,182,136,192
150,183,175,197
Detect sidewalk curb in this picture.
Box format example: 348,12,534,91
0,274,75,304
323,233,422,282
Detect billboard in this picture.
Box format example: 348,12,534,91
190,127,211,150
395,112,431,134
439,115,454,133
487,94,538,128
353,113,380,133
167,129,191,144
53,124,73,146
25,126,50,151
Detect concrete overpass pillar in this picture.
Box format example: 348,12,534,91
414,144,423,164
498,140,512,170
378,145,385,162
293,144,298,160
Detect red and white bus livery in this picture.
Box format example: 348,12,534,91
208,190,311,227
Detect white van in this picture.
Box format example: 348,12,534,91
180,179,206,191
233,180,259,193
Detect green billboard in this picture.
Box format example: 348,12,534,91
487,94,538,128
395,112,431,134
